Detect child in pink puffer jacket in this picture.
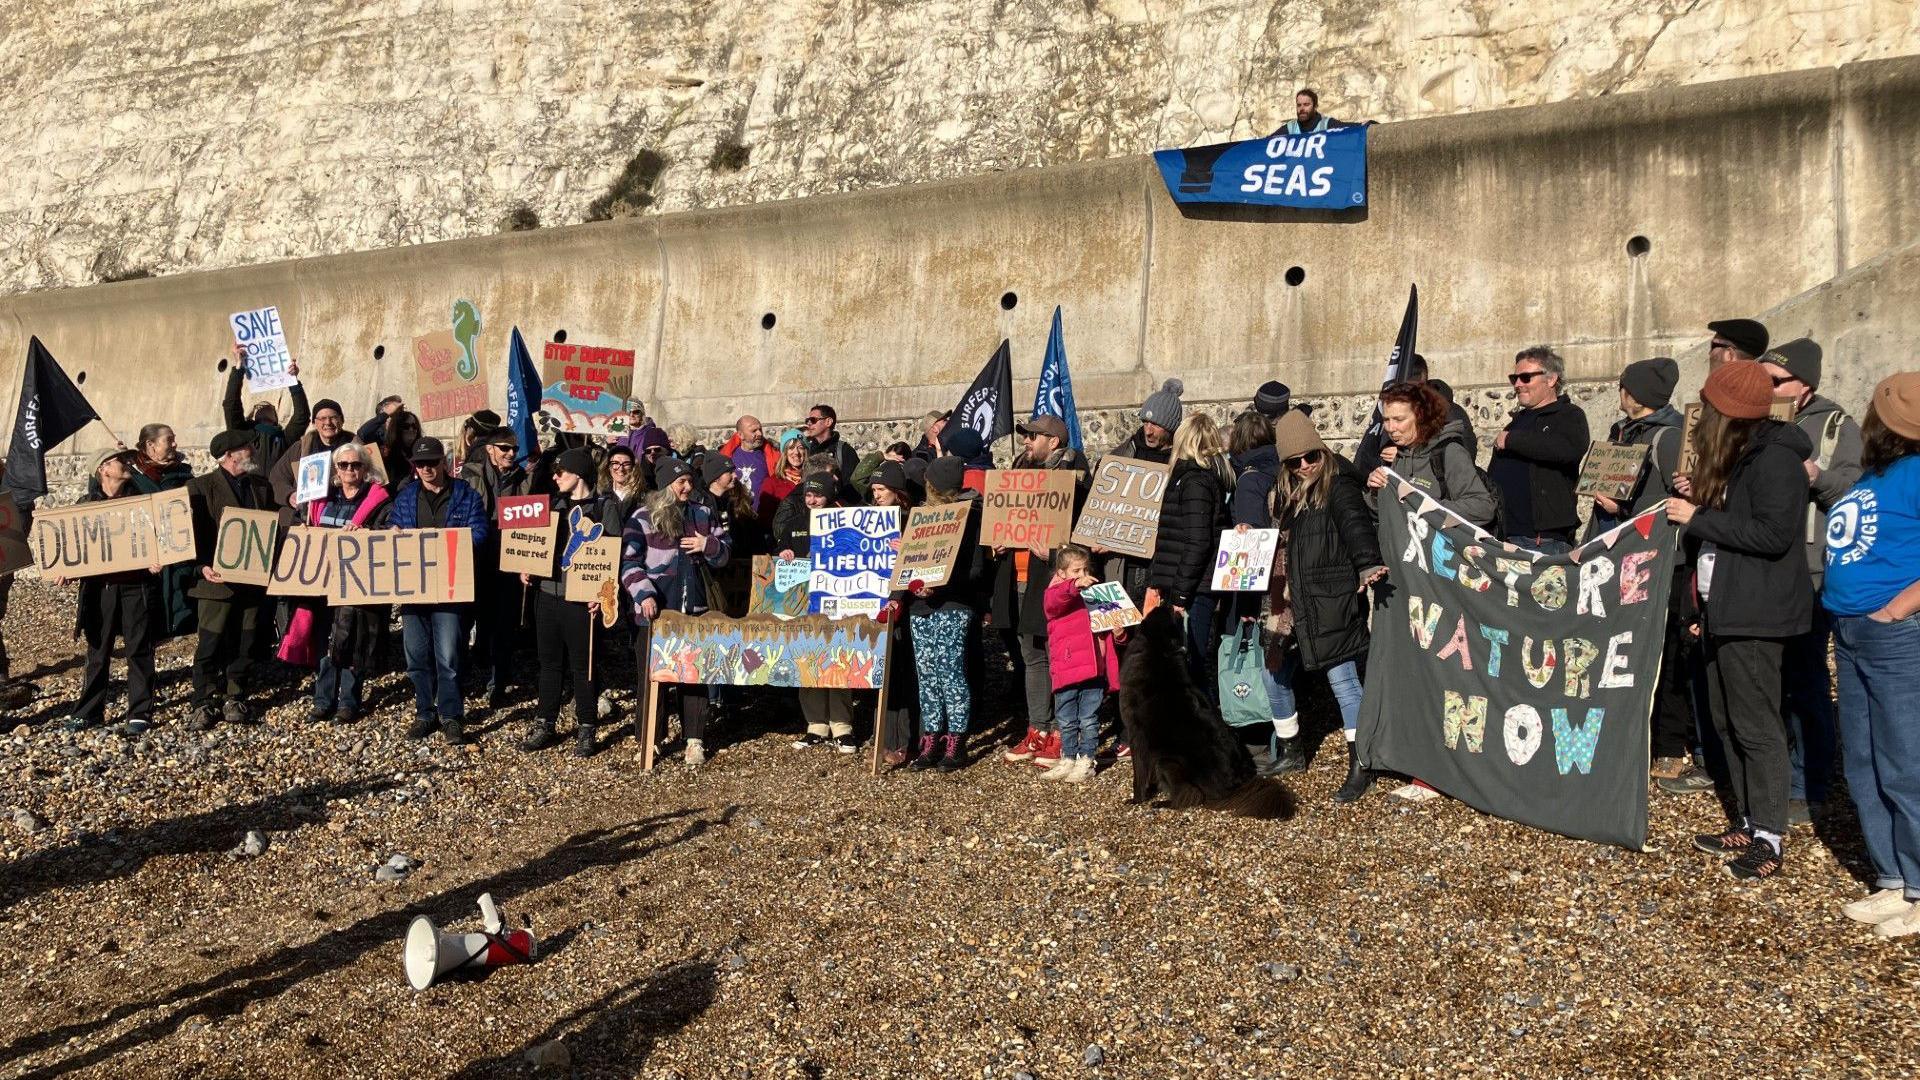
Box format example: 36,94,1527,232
1041,545,1122,782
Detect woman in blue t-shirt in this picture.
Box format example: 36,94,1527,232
1823,373,1920,939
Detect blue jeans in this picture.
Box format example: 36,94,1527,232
402,606,466,721
1054,682,1104,759
314,656,361,716
1506,533,1573,556
1833,612,1920,899
1783,606,1836,803
1264,652,1364,732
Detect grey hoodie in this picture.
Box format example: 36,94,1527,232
1381,419,1495,529
1793,394,1862,583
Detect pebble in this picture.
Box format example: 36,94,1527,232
1260,961,1301,982
524,1039,570,1071
231,830,269,858
374,865,408,883
1083,1043,1106,1066
12,807,45,833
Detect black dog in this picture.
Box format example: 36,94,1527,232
1118,606,1297,819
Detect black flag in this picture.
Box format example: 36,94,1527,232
1354,284,1418,468
4,337,100,500
949,339,1014,466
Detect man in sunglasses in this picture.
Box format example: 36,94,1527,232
1706,318,1768,371
1488,345,1590,554
804,403,860,483
1763,337,1862,827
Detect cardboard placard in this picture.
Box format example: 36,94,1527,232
1070,458,1171,559
31,489,196,579
748,555,811,619
0,494,32,576
978,469,1076,551
540,340,637,434
1680,398,1798,475
1211,528,1279,592
564,536,621,602
1082,581,1142,634
1576,441,1651,500
357,442,390,487
499,520,560,577
496,494,550,531
295,451,332,505
213,508,281,587
327,528,474,606
889,502,972,589
415,327,490,422
268,526,333,596
808,505,899,619
230,306,295,392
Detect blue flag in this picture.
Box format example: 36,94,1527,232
1032,307,1083,451
504,327,542,468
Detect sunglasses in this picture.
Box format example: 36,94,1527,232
1770,374,1797,387
1709,340,1735,351
336,462,364,470
1285,449,1323,468
1508,371,1547,385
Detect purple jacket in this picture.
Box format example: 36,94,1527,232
620,498,730,618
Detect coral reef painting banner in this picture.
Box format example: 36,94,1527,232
648,612,889,689
1355,482,1677,850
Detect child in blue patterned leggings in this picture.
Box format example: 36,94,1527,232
904,458,987,772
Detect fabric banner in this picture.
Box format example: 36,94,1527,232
1355,482,1677,849
1153,124,1367,209
1354,284,1417,467
648,611,890,688
1032,307,1083,451
0,495,31,575
504,327,543,469
4,337,100,499
948,339,1013,466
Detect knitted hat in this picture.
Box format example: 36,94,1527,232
801,473,835,498
870,461,910,495
901,457,929,489
1765,337,1822,390
1139,378,1186,430
942,426,985,462
700,455,736,487
1707,318,1769,358
1619,357,1679,409
925,455,967,494
1701,360,1775,420
777,427,806,448
1272,409,1327,461
636,425,671,453
555,448,597,480
1253,380,1292,419
1872,372,1920,440
311,398,344,420
210,430,252,458
655,458,694,488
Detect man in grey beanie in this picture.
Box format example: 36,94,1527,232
1762,336,1861,825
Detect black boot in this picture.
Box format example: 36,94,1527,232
574,723,598,758
1260,735,1308,777
907,734,940,771
441,717,467,745
1333,740,1377,804
406,713,440,740
520,719,561,752
935,734,966,772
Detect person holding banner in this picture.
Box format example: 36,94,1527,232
1366,381,1496,529
391,436,490,744
622,458,733,767
1665,360,1815,881
284,443,391,724
1257,410,1386,797
1821,374,1920,937
222,347,308,476
461,426,533,706
269,398,356,519
904,456,989,772
59,448,164,734
126,423,199,637
862,462,919,761
521,449,616,756
1098,380,1181,605
186,431,276,730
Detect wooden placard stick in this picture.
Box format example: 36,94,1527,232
642,677,660,772
870,622,895,777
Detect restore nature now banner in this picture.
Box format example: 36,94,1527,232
1355,482,1678,849
1152,125,1367,209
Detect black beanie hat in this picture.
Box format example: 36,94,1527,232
1765,338,1822,391
555,448,597,481
311,398,344,420
942,426,985,462
870,461,909,494
1253,380,1292,418
700,455,736,487
655,458,694,488
926,455,967,494
1618,357,1679,409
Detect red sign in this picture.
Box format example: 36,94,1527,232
497,494,551,530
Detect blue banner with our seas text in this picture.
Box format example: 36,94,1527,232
1153,125,1367,209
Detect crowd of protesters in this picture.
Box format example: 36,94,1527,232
2,320,1918,939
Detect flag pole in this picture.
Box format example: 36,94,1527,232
93,417,125,449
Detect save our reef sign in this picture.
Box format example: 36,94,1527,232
1153,124,1368,209
1355,482,1677,850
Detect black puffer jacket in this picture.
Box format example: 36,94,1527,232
1688,420,1814,639
1148,460,1229,608
1276,472,1382,670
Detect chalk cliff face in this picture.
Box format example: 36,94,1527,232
1,0,1911,294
